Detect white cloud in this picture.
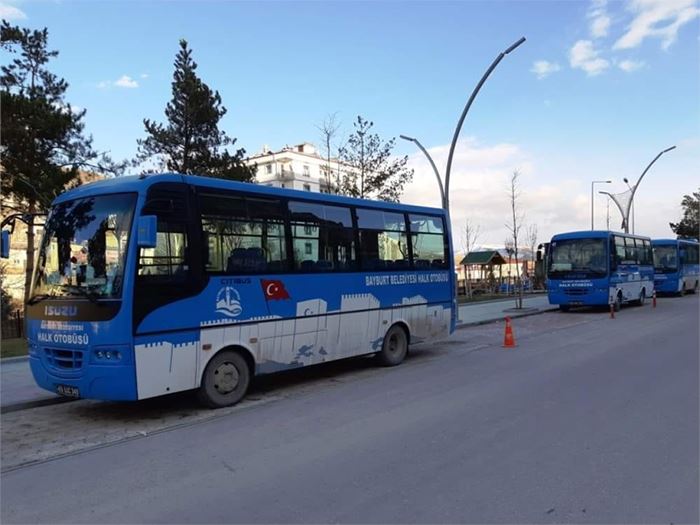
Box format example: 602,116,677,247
614,0,700,50
618,59,646,72
140,73,149,79
114,75,139,88
569,40,610,76
97,75,139,89
400,138,591,250
588,0,611,38
530,60,561,79
0,2,26,20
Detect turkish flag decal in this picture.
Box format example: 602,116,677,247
261,279,290,301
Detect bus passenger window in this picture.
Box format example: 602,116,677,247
138,221,188,279
357,209,408,270
409,214,448,269
289,201,355,272
199,194,287,274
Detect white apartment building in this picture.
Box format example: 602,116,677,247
245,143,346,193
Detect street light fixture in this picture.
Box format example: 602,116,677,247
591,180,612,230
443,36,526,214
399,135,445,208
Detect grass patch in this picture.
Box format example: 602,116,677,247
1,338,27,359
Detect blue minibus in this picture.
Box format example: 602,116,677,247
4,174,456,407
652,238,699,295
547,230,654,311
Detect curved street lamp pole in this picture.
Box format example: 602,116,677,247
622,178,635,234
623,145,676,233
399,135,445,208
443,36,526,215
591,180,612,229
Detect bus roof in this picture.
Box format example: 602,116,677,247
550,230,651,241
53,173,446,215
652,238,700,245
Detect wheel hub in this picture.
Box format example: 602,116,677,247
213,362,239,394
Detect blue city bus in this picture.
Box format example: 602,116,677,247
652,238,700,295
547,230,654,311
5,174,456,407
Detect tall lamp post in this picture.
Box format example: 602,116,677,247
443,37,526,213
622,145,676,233
401,36,526,213
399,135,445,208
623,178,635,234
591,180,612,229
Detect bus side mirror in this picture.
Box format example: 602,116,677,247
1,230,10,258
536,250,542,262
137,215,158,248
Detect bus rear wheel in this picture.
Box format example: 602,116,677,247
376,325,408,367
632,289,646,306
691,281,699,294
197,350,250,409
558,305,570,312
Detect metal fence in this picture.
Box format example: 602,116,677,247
1,311,24,339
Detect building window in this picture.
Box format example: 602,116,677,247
303,184,311,191
303,165,310,177
305,242,312,255
266,164,272,174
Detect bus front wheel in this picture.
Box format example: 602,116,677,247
197,350,250,409
377,325,408,367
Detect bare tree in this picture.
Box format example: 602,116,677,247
316,112,341,193
461,218,481,298
505,170,524,308
525,223,538,286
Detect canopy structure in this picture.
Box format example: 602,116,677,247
458,250,508,295
459,250,507,267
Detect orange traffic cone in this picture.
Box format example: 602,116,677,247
503,316,516,348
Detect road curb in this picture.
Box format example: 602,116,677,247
1,355,29,364
1,395,75,414
456,306,558,330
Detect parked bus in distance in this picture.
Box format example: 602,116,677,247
652,238,700,295
547,230,654,311
4,174,456,408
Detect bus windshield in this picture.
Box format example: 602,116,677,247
31,193,136,301
548,238,608,276
653,245,677,273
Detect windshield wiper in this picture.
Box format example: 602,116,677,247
27,294,54,305
65,286,101,304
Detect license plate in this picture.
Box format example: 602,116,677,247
56,385,80,398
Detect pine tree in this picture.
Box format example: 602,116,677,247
137,40,254,181
338,116,413,202
1,22,110,304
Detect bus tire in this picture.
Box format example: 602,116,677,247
197,350,250,409
558,305,570,312
632,289,646,306
376,324,408,367
613,292,622,312
690,281,699,294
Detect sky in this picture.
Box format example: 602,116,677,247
2,0,699,251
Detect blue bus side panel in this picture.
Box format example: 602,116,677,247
133,270,453,398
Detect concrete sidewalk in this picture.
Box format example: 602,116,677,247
458,294,555,326
0,294,555,412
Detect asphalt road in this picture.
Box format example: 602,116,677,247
2,295,698,523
